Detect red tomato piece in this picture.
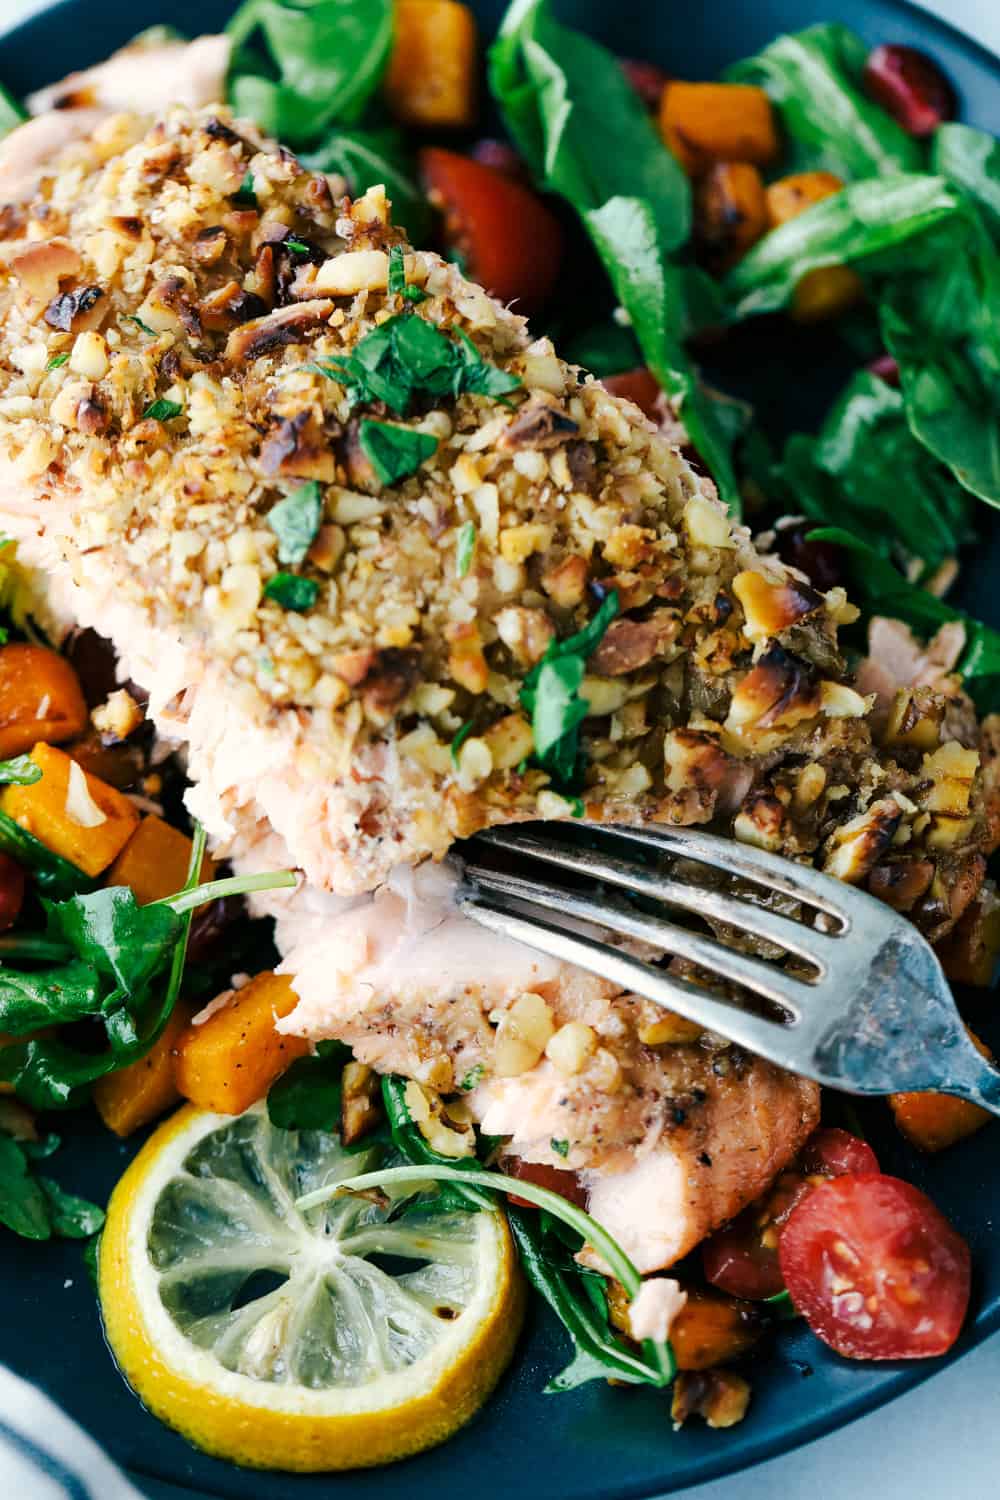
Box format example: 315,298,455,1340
863,44,956,138
504,1156,587,1210
600,368,662,421
779,1173,971,1359
0,852,25,931
419,148,564,315
799,1127,879,1179
702,1170,810,1299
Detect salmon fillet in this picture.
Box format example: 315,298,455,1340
0,97,994,1268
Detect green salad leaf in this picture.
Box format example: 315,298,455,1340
267,481,323,566
932,123,1000,243
0,81,26,143
0,1127,104,1243
381,1075,494,1212
726,23,922,180
227,0,393,143
37,1177,105,1239
267,1040,352,1131
0,811,95,900
520,590,618,787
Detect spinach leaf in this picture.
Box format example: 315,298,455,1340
267,481,323,565
267,1040,351,1131
726,24,922,180
0,959,102,1038
301,127,430,243
808,527,1000,712
228,0,393,143
520,590,618,787
263,572,319,611
781,372,973,572
38,1177,105,1239
0,810,94,900
561,319,641,377
381,1075,494,1212
0,82,25,142
0,1134,52,1239
933,123,1000,243
45,887,181,997
0,756,41,786
723,174,961,320
359,419,438,486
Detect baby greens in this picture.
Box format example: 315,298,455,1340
0,811,94,900
267,1040,351,1131
0,1130,103,1243
520,590,619,787
381,1075,494,1212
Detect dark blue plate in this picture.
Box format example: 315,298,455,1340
1,1,999,1496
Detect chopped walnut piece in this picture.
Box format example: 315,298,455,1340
9,240,82,304
541,554,588,609
671,1369,751,1429
589,609,679,676
340,1061,383,1145
258,411,335,481
499,397,579,450
224,298,334,362
44,284,104,334
92,688,144,742
495,606,555,666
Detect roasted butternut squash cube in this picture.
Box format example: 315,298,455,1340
174,971,310,1115
660,82,779,176
890,1029,994,1150
106,815,215,905
0,742,139,876
385,0,478,128
693,162,768,273
765,170,847,226
764,171,863,322
93,1003,192,1137
0,643,87,759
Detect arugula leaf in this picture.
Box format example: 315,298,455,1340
267,1040,351,1131
933,123,1000,244
780,372,973,572
808,527,1000,713
228,0,393,143
0,81,25,143
0,756,41,786
723,174,961,320
0,810,94,899
301,128,430,242
38,1177,104,1239
456,520,477,578
358,419,438,486
266,481,323,566
263,572,319,611
381,1075,494,1212
142,398,184,423
726,23,922,180
520,591,619,787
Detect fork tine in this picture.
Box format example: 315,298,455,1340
465,867,811,1018
460,892,795,1065
464,836,842,971
478,824,851,925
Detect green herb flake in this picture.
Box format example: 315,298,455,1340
45,354,69,371
388,244,407,296
456,520,477,578
266,481,323,566
233,171,257,207
403,284,430,304
460,1063,484,1092
551,1138,570,1158
450,719,476,767
284,238,310,254
263,572,320,612
520,591,619,787
142,398,184,423
358,419,438,487
123,313,156,336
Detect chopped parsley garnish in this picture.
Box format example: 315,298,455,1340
284,238,310,254
142,398,184,423
456,520,477,578
234,171,257,207
388,244,406,296
263,572,320,612
45,354,68,371
311,313,520,416
358,419,438,487
460,1063,485,1092
266,481,323,566
123,313,156,336
551,1138,570,1159
520,591,620,788
450,719,476,766
403,284,430,304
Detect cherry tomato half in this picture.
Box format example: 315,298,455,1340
505,1156,587,1210
600,368,662,421
419,148,564,315
702,1128,879,1300
779,1173,971,1359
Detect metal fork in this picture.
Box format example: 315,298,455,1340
459,823,1000,1113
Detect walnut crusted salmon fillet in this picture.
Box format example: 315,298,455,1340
0,101,997,1271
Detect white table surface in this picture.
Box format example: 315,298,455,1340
1,0,999,1496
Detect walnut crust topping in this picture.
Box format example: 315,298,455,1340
0,105,994,909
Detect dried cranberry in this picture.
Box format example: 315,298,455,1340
775,523,844,592
867,353,901,386
187,895,243,964
863,44,956,137
0,853,25,930
620,57,669,111
468,139,528,182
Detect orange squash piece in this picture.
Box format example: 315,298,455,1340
174,971,310,1115
0,643,87,759
765,170,863,322
106,815,214,905
0,742,139,876
93,1004,193,1138
694,162,768,273
660,82,779,176
385,0,478,128
890,1028,994,1151
670,1289,765,1371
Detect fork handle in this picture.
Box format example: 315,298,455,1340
943,1047,1000,1120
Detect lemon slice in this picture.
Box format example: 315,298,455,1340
99,1103,524,1471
